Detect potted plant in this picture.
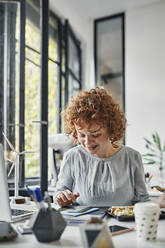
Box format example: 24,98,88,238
143,132,165,187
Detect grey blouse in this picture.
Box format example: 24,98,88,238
54,145,149,206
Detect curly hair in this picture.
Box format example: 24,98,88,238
61,87,126,145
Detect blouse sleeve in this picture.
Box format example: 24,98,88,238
53,151,73,201
132,151,149,204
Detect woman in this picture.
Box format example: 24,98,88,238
54,87,149,207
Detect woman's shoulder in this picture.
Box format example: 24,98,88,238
123,146,141,156
63,145,82,157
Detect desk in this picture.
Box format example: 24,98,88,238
1,206,165,248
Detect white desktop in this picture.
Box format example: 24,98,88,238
1,142,165,247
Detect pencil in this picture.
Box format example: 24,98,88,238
100,211,109,220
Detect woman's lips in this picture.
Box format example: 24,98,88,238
86,145,98,151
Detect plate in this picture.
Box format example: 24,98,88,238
108,210,165,222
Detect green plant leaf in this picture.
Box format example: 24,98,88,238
142,153,157,157
146,145,156,153
145,144,156,152
144,137,153,145
143,132,165,168
143,158,156,162
163,142,165,152
152,132,161,151
143,161,156,165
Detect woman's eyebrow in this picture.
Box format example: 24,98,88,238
77,127,101,133
90,127,101,133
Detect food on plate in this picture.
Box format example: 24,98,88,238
109,206,134,216
152,186,165,192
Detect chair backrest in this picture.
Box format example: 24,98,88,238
48,134,74,186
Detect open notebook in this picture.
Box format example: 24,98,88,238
0,143,34,222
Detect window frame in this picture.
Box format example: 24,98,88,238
0,0,82,195
94,13,125,112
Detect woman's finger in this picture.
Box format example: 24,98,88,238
56,196,64,206
71,192,80,202
64,189,73,201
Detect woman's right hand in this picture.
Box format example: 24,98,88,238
55,190,80,207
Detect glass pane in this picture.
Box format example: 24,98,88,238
48,61,58,136
68,75,80,100
24,0,40,177
68,36,80,79
0,2,20,184
26,0,40,52
61,76,66,132
61,47,65,73
49,14,58,61
96,16,124,109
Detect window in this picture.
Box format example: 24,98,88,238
0,0,82,194
0,1,22,188
94,13,125,110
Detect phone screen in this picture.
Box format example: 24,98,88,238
109,225,133,236
109,225,129,233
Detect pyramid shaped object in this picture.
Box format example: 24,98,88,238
80,218,114,248
32,208,66,242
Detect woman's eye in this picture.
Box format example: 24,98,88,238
92,134,100,138
79,133,85,137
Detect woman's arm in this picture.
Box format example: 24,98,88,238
132,151,149,203
53,152,80,207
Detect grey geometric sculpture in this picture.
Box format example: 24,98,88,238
32,208,67,243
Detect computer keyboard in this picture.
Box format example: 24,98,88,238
11,209,32,216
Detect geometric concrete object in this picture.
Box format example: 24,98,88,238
32,208,67,242
80,217,115,248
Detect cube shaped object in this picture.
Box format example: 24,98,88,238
32,208,66,242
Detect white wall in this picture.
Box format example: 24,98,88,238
50,0,95,89
51,0,165,159
125,1,165,157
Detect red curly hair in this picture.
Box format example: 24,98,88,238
61,87,126,145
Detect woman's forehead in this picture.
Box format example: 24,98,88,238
75,122,103,132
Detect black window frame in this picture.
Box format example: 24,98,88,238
94,13,125,112
0,0,82,196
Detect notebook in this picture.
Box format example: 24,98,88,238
0,143,34,222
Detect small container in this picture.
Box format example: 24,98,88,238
32,207,66,243
134,202,161,241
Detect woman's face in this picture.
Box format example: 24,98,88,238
75,122,111,158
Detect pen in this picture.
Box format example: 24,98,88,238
33,187,45,209
100,211,109,220
25,184,37,203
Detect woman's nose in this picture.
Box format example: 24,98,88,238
85,135,93,144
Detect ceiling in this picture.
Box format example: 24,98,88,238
59,0,161,19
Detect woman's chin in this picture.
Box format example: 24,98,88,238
85,146,98,155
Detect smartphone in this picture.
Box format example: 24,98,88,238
109,225,134,236
0,222,17,241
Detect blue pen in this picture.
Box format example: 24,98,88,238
33,187,45,209
100,211,109,220
26,184,36,202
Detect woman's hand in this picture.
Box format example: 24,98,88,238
55,190,80,207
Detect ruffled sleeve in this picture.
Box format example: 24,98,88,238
53,151,73,201
132,151,149,204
